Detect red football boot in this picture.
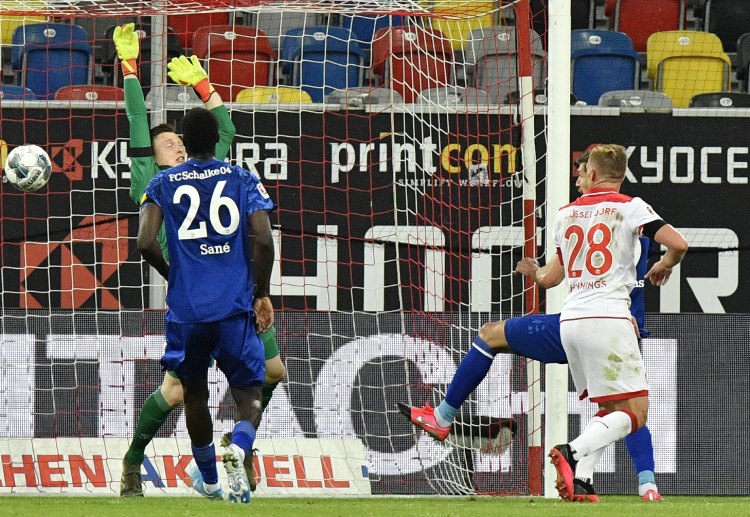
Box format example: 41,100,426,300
397,403,451,441
548,444,577,501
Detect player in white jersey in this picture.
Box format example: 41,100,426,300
549,144,688,502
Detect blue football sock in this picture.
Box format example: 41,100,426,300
440,337,497,424
231,420,257,455
191,442,218,485
624,424,655,484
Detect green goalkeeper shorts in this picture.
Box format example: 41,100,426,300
167,325,279,378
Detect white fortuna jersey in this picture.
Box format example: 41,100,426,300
554,188,661,319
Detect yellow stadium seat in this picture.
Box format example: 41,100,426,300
647,30,731,107
235,86,313,103
429,0,496,50
0,15,47,46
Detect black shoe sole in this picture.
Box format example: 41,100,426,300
396,402,411,420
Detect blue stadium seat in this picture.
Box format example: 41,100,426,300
571,29,640,105
12,23,92,99
0,85,37,100
341,14,406,50
280,26,365,102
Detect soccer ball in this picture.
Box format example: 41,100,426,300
3,144,52,192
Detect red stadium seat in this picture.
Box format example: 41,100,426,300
54,85,125,101
168,12,230,50
192,25,276,103
605,0,686,52
372,27,454,103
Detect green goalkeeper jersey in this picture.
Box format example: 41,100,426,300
125,79,236,260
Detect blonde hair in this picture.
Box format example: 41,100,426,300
588,144,627,181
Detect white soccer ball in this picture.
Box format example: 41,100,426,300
4,144,52,192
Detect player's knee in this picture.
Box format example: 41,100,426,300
478,321,510,351
160,375,185,407
265,360,286,384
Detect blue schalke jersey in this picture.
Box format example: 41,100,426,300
144,159,275,323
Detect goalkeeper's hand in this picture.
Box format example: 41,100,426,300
113,23,139,77
167,55,216,102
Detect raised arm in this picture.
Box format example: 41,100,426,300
167,55,236,160
645,224,688,286
515,253,565,289
115,23,158,206
249,210,275,332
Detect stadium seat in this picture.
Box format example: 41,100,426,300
1,15,46,46
11,22,92,99
145,84,201,107
604,0,686,52
372,27,454,103
0,84,37,100
571,29,640,106
689,92,750,108
168,12,230,50
598,89,673,108
54,85,125,101
701,0,750,53
417,86,490,106
326,87,404,107
737,32,750,92
73,17,136,67
531,0,595,38
505,88,579,105
341,14,406,51
252,11,323,50
529,0,596,50
647,30,731,108
235,86,312,104
192,25,276,103
101,23,184,92
280,26,365,103
463,27,545,105
430,0,496,50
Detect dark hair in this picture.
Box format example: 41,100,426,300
150,123,177,150
574,143,599,167
182,108,219,156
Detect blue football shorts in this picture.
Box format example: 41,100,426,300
162,312,265,386
503,313,568,364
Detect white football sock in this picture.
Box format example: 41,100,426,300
204,481,222,494
575,445,607,482
639,482,659,497
570,411,632,458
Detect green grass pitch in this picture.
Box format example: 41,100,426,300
1,496,749,517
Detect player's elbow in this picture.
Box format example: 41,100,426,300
255,234,274,258
136,234,153,256
673,238,689,254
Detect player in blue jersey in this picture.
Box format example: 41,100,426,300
399,148,662,501
137,107,275,503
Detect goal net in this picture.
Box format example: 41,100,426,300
0,0,549,496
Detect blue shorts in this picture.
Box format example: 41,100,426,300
503,314,568,364
162,312,265,386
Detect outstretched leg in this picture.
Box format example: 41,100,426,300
625,425,662,500
398,321,506,440
121,372,183,497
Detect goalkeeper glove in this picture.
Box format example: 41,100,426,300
167,55,216,102
113,22,140,77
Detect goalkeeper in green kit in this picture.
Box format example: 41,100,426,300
115,22,286,497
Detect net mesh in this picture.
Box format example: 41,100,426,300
0,0,547,496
